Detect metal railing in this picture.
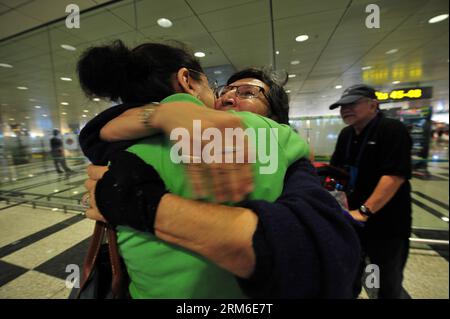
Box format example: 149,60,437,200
1,194,448,247
409,238,449,245
0,193,85,213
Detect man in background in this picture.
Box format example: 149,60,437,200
330,84,412,299
50,129,72,174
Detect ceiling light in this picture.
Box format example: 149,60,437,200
0,63,13,68
295,35,309,42
61,44,77,51
442,216,449,222
82,114,87,118
291,60,300,65
61,102,69,105
288,74,296,78
9,118,15,121
428,14,449,24
83,110,89,113
386,49,398,54
17,86,28,90
61,112,67,115
60,77,72,81
275,51,280,55
34,105,41,109
286,90,291,93
157,18,173,28
93,98,100,102
73,191,79,195
194,52,206,58
361,66,372,70
42,114,47,117
29,98,37,102
25,116,30,119
335,85,343,89
392,81,401,84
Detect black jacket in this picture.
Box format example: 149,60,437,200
79,106,361,298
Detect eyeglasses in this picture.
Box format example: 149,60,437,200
214,84,268,100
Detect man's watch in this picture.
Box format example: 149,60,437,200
358,205,374,217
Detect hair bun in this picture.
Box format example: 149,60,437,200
77,40,131,101
268,68,288,87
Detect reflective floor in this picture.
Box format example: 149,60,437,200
0,144,448,299
0,156,89,213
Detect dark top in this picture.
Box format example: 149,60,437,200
50,137,63,157
330,113,412,238
238,158,361,298
79,106,361,298
78,102,143,165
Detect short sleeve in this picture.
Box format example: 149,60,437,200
330,128,348,168
378,120,412,179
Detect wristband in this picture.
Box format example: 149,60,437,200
358,205,373,217
140,102,160,129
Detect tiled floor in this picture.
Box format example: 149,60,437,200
403,249,449,299
0,151,448,299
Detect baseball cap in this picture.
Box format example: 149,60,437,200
329,84,377,110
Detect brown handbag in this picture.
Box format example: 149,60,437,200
74,221,129,299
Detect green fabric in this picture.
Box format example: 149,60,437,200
116,93,309,298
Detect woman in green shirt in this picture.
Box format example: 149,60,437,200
78,40,310,298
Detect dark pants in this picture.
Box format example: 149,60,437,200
53,157,71,173
353,237,410,299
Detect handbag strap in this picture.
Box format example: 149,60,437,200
76,221,126,298
105,224,126,298
76,221,106,298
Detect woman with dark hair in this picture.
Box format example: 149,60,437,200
78,40,360,298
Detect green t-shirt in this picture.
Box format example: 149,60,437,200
116,93,309,298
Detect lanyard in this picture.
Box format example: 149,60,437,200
345,113,381,190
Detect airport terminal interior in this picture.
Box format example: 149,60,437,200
0,0,448,299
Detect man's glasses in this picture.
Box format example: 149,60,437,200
214,84,268,100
